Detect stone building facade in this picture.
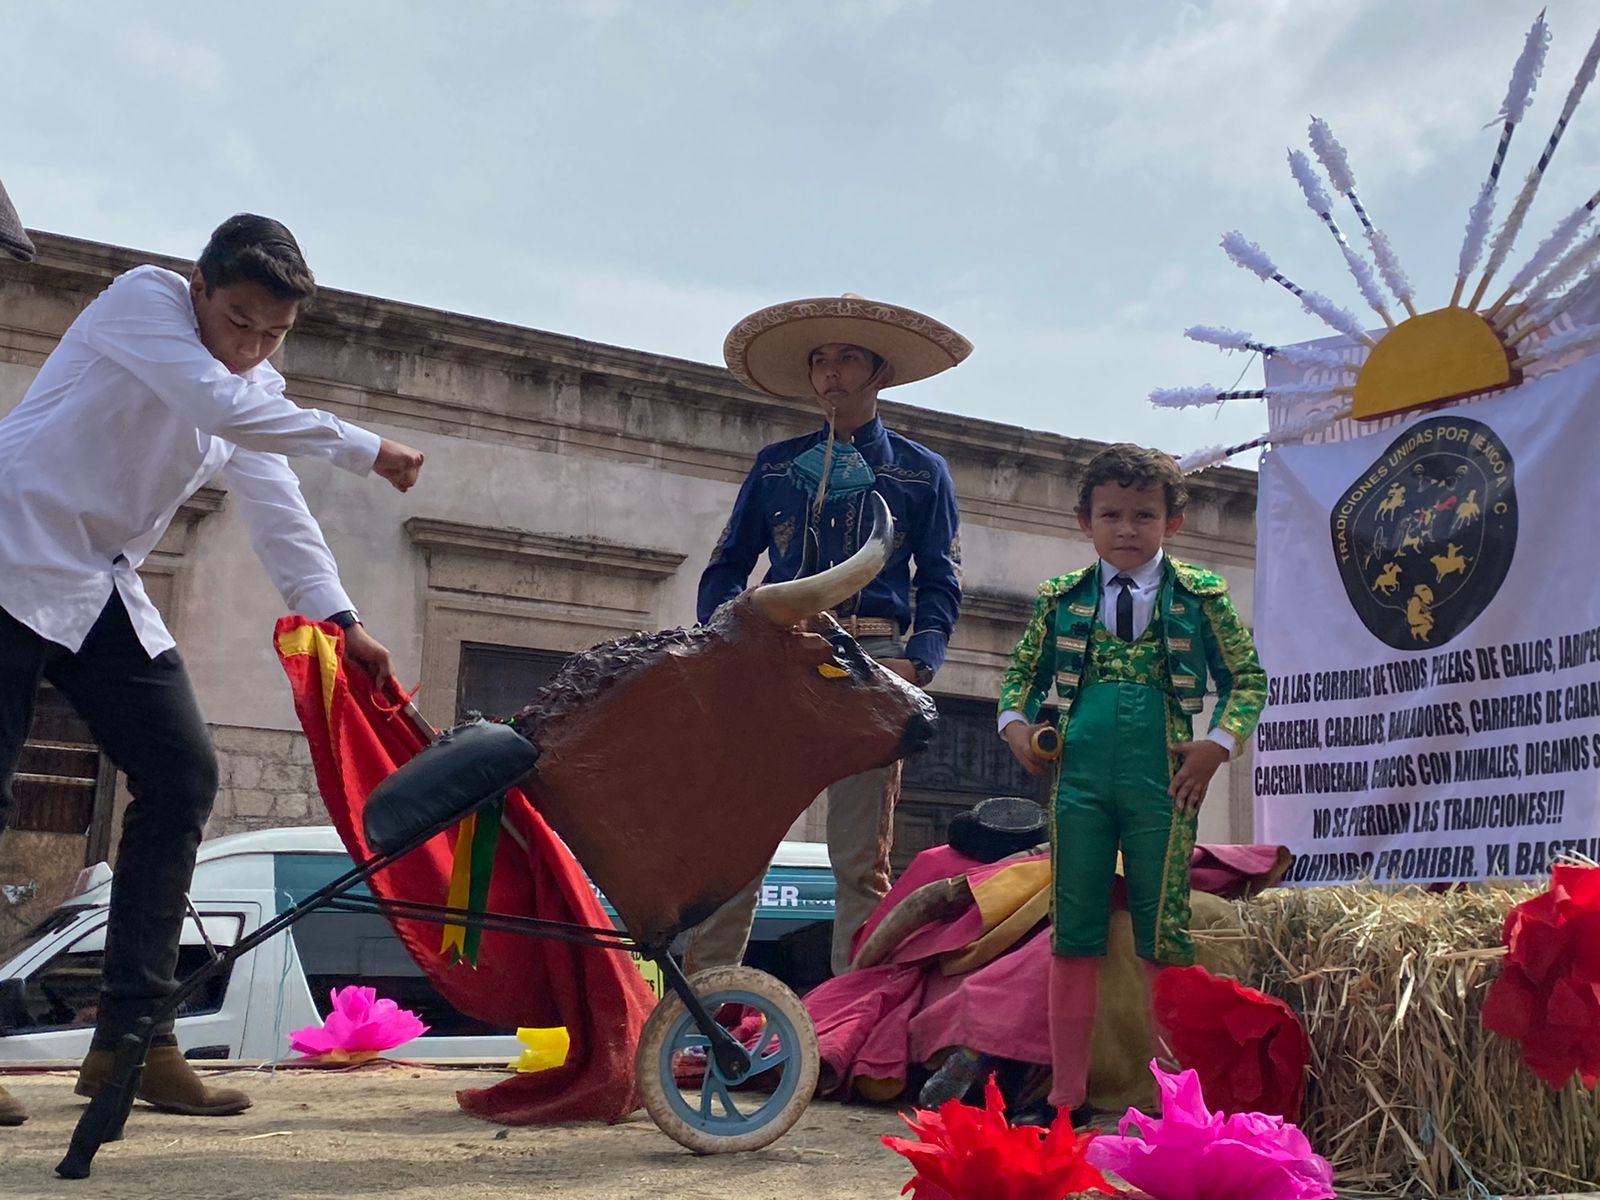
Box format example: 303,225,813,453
0,232,1261,942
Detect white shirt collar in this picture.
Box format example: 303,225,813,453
1100,549,1165,589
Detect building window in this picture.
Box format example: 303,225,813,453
893,695,1050,872
12,684,116,855
455,643,573,723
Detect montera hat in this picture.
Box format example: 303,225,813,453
946,796,1048,864
723,293,971,398
0,178,35,262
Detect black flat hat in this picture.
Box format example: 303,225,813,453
0,178,35,262
947,796,1048,863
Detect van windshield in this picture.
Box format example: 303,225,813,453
3,905,94,967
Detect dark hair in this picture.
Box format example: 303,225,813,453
196,214,315,303
1076,443,1189,517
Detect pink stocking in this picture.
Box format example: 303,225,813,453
1047,955,1100,1110
1144,959,1173,1065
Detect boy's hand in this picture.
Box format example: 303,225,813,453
375,438,425,492
343,624,401,698
878,658,919,684
1002,721,1054,777
1169,739,1229,812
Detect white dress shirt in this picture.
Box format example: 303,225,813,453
0,265,383,656
999,550,1238,755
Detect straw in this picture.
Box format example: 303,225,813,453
1214,885,1600,1198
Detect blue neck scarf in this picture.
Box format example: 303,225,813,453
788,439,877,503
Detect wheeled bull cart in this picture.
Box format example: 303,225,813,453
57,705,822,1178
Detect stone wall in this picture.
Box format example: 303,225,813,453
0,232,1264,870
208,726,321,834
0,831,84,955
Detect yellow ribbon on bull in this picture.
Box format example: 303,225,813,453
440,803,504,964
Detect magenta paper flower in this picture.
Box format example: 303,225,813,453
1087,1062,1334,1200
288,985,428,1062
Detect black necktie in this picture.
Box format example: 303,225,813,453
1112,574,1135,641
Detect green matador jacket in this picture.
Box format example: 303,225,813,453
998,558,1267,754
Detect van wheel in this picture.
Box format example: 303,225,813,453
636,965,819,1155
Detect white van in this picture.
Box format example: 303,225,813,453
0,826,835,1064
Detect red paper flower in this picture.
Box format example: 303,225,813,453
1481,864,1600,1090
1153,966,1311,1122
883,1074,1115,1200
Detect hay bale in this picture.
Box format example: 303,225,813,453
1211,886,1599,1197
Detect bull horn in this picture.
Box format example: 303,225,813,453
750,492,895,627
849,876,971,971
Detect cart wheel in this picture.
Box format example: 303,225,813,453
637,965,819,1155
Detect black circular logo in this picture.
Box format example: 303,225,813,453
1330,416,1517,650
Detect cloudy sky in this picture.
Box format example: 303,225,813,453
6,0,1599,461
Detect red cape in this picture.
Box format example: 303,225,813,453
275,617,656,1124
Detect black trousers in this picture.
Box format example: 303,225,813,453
0,593,217,1048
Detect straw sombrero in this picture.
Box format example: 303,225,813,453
723,293,971,398
0,179,34,263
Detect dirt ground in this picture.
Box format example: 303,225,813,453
1,1063,916,1200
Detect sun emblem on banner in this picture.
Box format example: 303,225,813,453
1331,416,1517,649
1150,12,1600,473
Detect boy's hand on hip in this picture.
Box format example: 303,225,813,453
1168,739,1229,812
1002,721,1054,777
374,439,425,492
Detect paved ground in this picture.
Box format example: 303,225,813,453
1,1063,916,1200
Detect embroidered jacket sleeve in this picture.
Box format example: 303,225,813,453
906,457,962,674
1197,590,1267,747
697,463,768,624
997,583,1060,723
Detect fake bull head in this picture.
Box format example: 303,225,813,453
511,494,937,952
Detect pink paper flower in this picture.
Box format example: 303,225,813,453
288,985,428,1062
883,1074,1114,1200
1087,1062,1334,1200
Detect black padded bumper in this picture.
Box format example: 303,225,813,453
363,719,541,855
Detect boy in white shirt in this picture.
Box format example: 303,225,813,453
0,214,424,1126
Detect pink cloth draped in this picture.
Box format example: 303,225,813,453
809,843,1288,1096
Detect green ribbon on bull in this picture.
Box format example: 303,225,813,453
440,799,504,966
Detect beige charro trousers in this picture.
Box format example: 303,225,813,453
682,759,903,978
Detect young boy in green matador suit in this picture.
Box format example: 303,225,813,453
997,443,1267,1126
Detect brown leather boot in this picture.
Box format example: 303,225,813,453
0,1082,27,1126
76,1045,251,1116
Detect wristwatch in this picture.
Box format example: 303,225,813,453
910,659,935,687
327,609,361,630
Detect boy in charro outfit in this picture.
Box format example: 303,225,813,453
997,443,1266,1125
